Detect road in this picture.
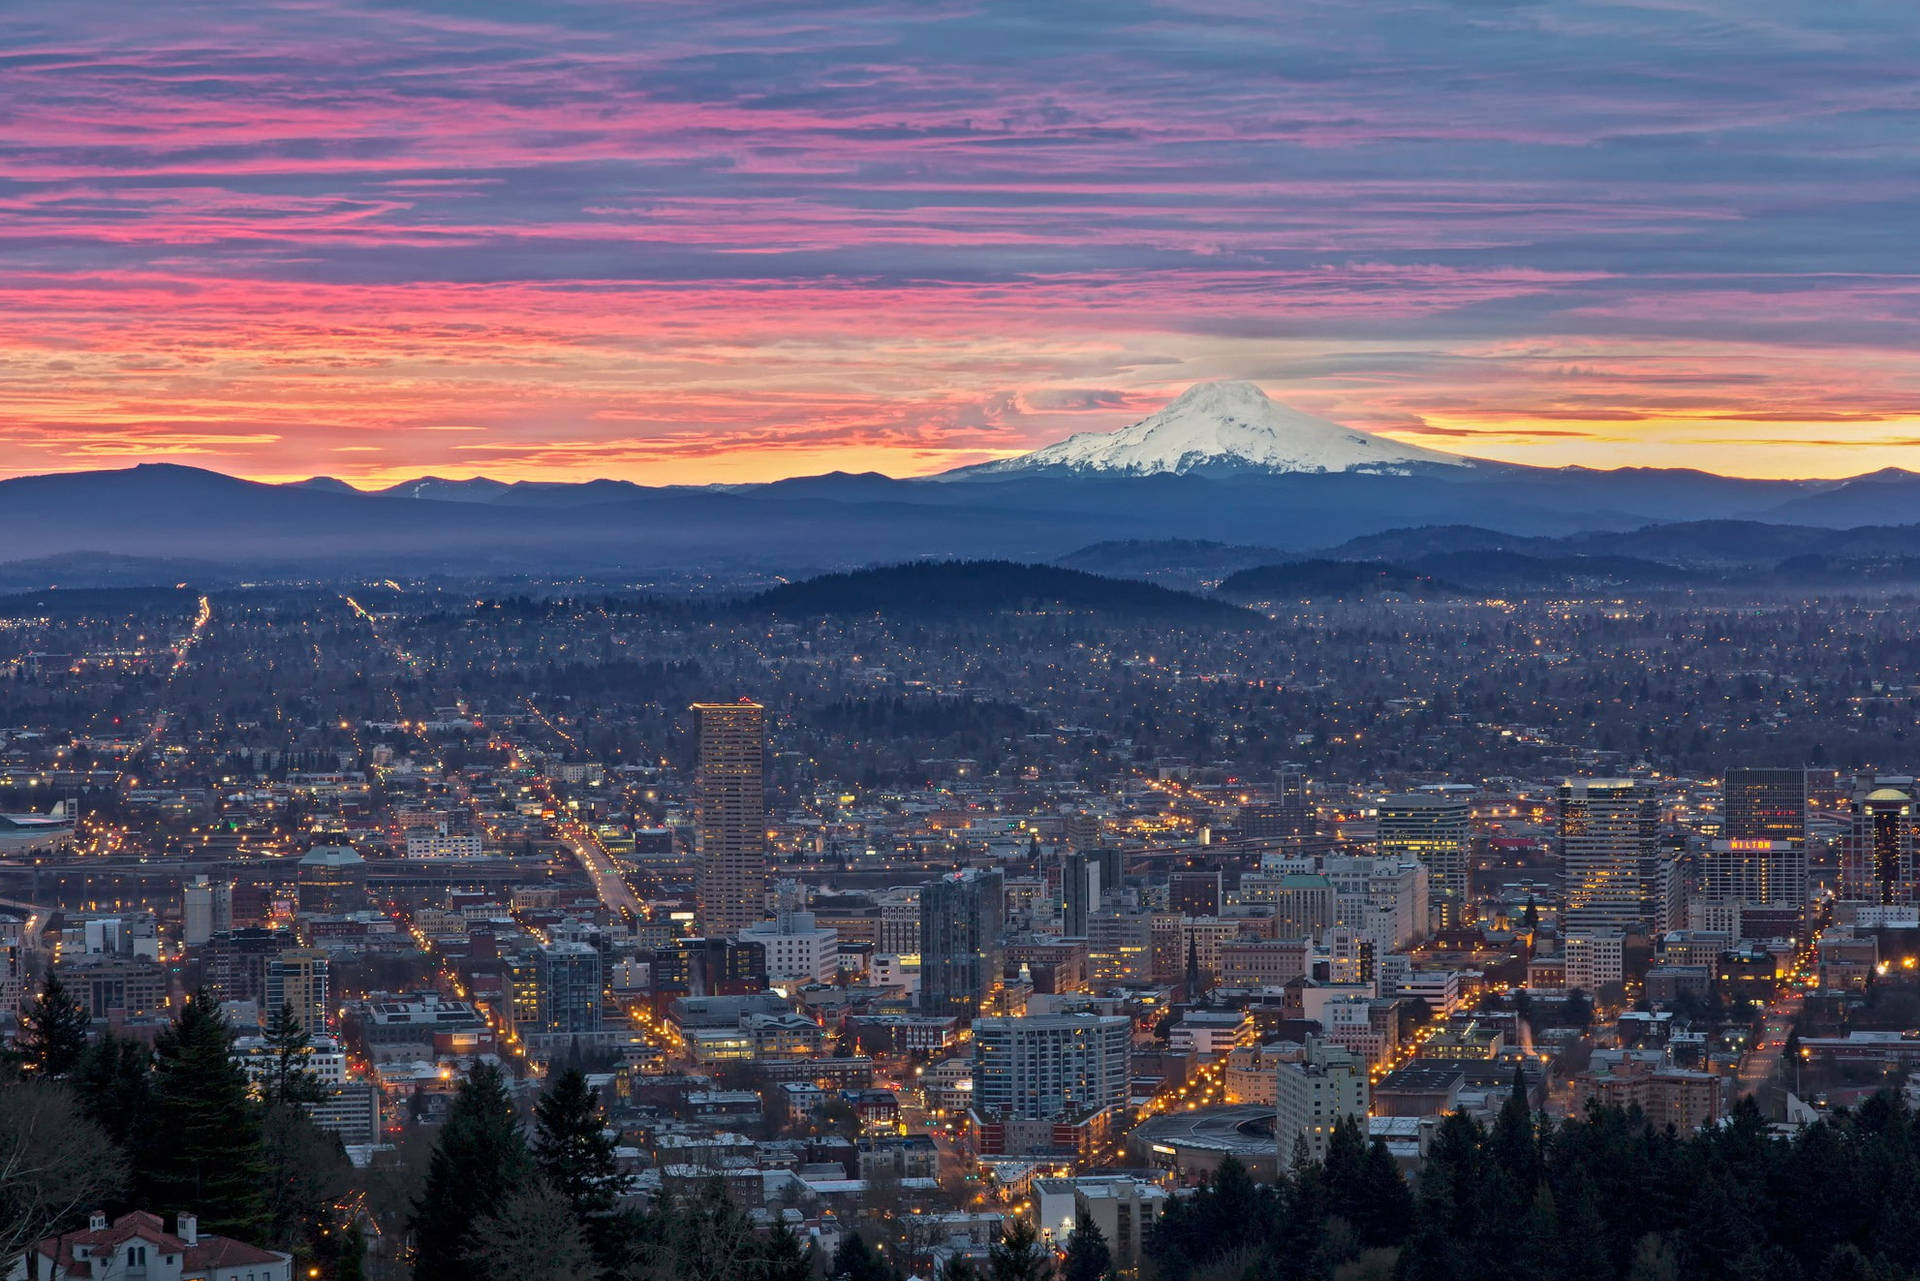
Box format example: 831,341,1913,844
1738,994,1804,1098
557,818,645,919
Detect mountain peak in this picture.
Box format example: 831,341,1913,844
943,380,1473,479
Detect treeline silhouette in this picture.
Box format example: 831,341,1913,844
1147,1085,1920,1281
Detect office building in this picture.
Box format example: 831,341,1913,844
182,875,233,947
738,911,840,985
1086,911,1152,984
206,927,285,1006
1697,839,1808,913
1724,768,1807,843
59,955,169,1020
1168,869,1224,918
1377,793,1471,928
0,913,23,1020
1275,1040,1369,1163
1035,1176,1170,1272
876,886,923,956
1062,851,1103,938
1840,776,1917,906
972,1013,1132,1120
920,868,1004,1018
539,941,603,1033
265,948,331,1033
692,699,769,936
651,937,768,998
1559,779,1659,934
295,844,366,914
403,829,483,858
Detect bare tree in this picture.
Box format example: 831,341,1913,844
469,1183,597,1281
0,1080,129,1279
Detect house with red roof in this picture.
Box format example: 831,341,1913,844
10,1211,292,1281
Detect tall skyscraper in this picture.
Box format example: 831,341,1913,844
1377,793,1471,928
919,868,1004,1018
538,941,603,1033
972,1012,1132,1119
1840,776,1917,905
1559,779,1659,934
266,948,331,1033
1724,768,1808,843
1062,851,1102,938
692,699,769,937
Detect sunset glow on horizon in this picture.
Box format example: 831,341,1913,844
6,1,1920,485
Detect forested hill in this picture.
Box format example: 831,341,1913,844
749,560,1250,621
1215,558,1453,601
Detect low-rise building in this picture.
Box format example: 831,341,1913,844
14,1210,293,1281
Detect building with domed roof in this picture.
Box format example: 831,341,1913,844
1841,776,1916,906
296,841,367,914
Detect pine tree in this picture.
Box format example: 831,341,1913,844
1063,1209,1113,1281
989,1217,1053,1281
534,1066,625,1276
830,1230,895,1281
761,1220,814,1281
1489,1066,1542,1194
534,1067,622,1221
70,1031,152,1160
1354,1138,1413,1249
145,989,270,1241
18,969,90,1077
410,1061,531,1281
262,1003,324,1105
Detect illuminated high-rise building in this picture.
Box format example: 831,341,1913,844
266,948,331,1034
538,941,603,1033
919,868,1004,1019
1840,776,1917,906
1559,779,1659,934
1377,793,1471,928
692,699,769,937
1723,768,1808,843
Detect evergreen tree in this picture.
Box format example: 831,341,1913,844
1062,1209,1113,1281
1489,1067,1542,1194
534,1067,622,1221
145,989,269,1241
333,1220,370,1281
262,1003,324,1105
70,1031,152,1165
761,1220,814,1281
1353,1138,1414,1249
988,1217,1053,1281
410,1061,531,1281
17,969,90,1077
829,1230,896,1281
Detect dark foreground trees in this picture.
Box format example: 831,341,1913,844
1146,1092,1920,1281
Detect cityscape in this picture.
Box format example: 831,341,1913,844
6,3,1920,1281
3,574,1918,1280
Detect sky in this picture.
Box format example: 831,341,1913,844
4,0,1919,486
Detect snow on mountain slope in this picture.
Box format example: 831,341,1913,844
947,380,1473,478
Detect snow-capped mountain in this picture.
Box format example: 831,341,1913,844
945,380,1473,478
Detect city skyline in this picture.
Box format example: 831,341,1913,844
5,2,1920,485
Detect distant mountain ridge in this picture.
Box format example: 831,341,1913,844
3,420,1919,579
